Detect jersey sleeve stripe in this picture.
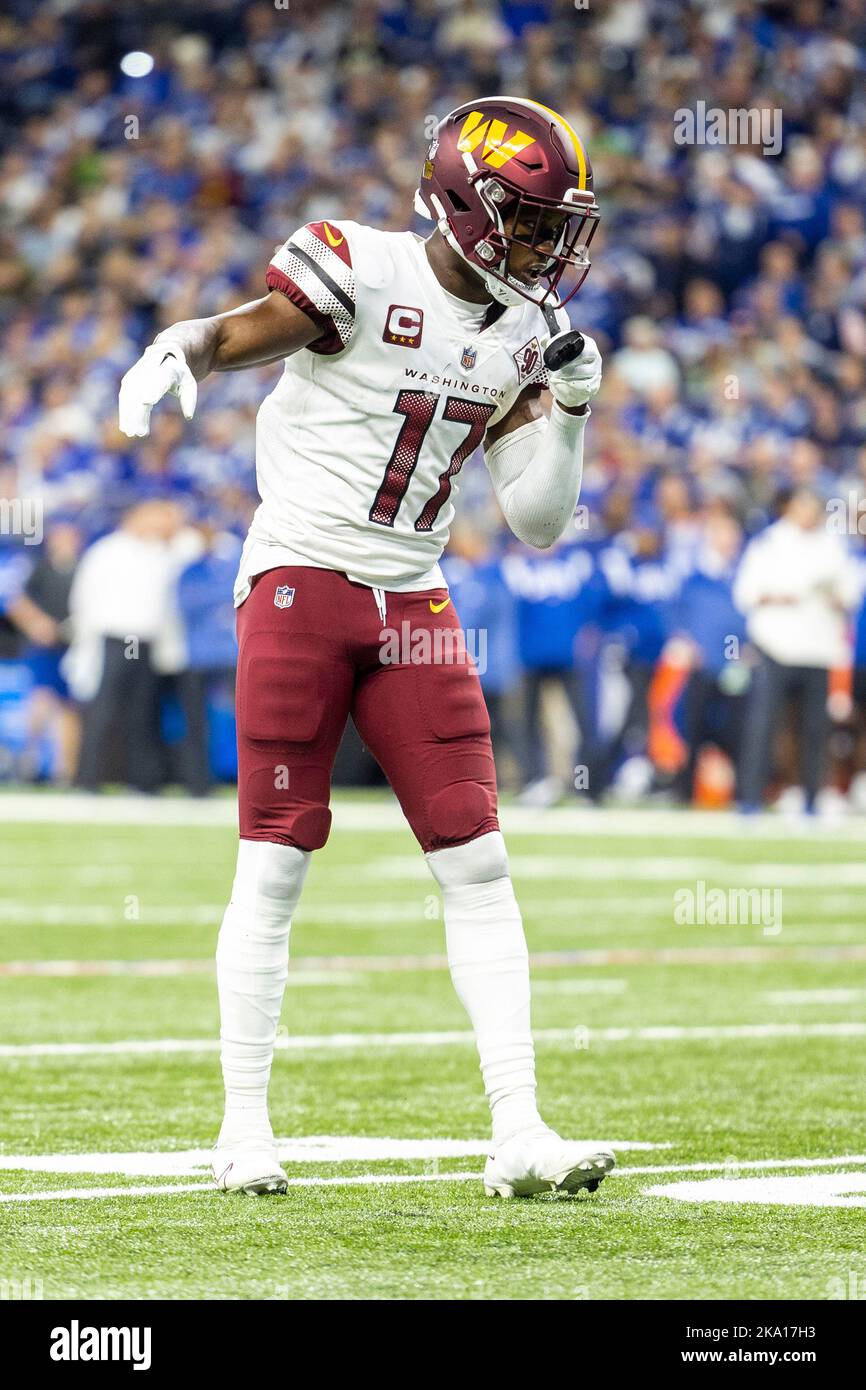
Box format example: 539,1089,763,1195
267,229,356,351
284,241,355,319
264,266,344,354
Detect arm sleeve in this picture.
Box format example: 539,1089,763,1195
483,401,589,550
266,221,356,355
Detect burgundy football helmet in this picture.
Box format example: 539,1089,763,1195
415,96,599,309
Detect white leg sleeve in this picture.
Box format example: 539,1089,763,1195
426,831,543,1144
216,840,310,1144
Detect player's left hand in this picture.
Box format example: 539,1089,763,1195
545,331,602,411
118,342,198,438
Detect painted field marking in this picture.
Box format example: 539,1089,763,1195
0,1135,669,1178
763,988,866,1005
646,1173,866,1207
4,896,865,931
364,855,866,887
532,979,627,995
2,1020,865,1059
2,792,865,841
0,960,359,982
3,1154,865,1205
7,943,866,978
613,1153,866,1177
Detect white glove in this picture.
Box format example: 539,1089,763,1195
545,331,602,411
118,342,198,438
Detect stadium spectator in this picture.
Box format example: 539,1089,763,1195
503,534,604,806
66,500,202,792
668,508,748,803
172,521,242,796
734,486,861,814
594,510,681,798
441,521,521,787
8,519,82,783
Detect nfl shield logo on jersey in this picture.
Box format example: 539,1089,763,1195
273,584,295,609
461,344,477,371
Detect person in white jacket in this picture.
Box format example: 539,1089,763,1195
734,487,860,813
65,501,203,790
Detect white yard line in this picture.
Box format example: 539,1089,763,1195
3,1153,865,1204
1,792,865,841
4,898,865,929
646,1173,866,1207
0,959,358,982
363,854,866,886
7,943,866,977
2,1020,864,1058
532,979,628,994
0,1135,670,1177
0,1182,213,1203
610,1153,866,1177
763,988,866,1005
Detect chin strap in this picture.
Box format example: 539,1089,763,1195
413,189,433,220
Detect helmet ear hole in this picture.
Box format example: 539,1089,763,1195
445,188,471,213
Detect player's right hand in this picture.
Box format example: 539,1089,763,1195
545,331,602,412
118,343,198,438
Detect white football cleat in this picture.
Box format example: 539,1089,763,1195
484,1126,615,1198
212,1142,287,1196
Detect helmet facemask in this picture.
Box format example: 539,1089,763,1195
471,177,600,309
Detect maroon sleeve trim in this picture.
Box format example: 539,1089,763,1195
265,266,344,356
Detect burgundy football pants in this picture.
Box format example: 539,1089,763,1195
235,566,499,853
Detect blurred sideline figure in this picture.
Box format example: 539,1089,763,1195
173,521,242,795
65,501,203,791
503,530,602,807
735,487,860,814
667,508,748,803
441,520,521,788
6,521,83,783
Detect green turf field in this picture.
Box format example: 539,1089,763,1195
1,793,865,1301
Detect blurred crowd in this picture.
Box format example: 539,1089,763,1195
2,0,866,811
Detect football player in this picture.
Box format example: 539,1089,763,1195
119,97,612,1198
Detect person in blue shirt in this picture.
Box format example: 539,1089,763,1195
441,521,521,785
593,500,682,796
174,522,242,795
668,507,749,802
502,531,605,803
848,525,866,803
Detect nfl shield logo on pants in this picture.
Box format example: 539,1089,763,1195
274,584,295,609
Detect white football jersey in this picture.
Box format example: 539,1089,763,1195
234,218,568,603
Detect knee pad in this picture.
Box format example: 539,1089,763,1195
426,830,510,890
425,781,498,850
241,767,333,851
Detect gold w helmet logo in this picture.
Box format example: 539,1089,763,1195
457,111,536,169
